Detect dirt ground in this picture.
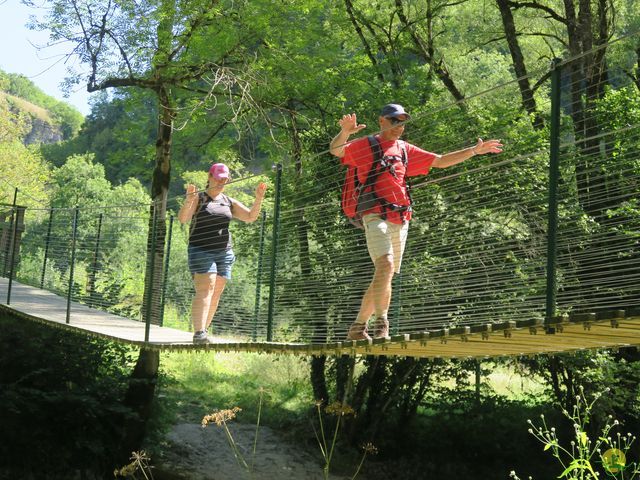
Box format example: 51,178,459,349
154,421,352,480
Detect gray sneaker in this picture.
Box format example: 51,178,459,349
193,330,209,344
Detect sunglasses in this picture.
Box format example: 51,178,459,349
387,116,407,125
208,173,230,181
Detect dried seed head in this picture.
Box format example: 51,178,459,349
361,442,378,455
202,407,242,427
325,401,355,417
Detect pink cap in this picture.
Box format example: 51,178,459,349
209,163,230,180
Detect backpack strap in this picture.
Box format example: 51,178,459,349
363,135,383,187
399,140,413,216
363,135,387,219
367,135,383,163
399,140,408,167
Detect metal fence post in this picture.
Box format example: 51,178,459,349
266,164,283,342
40,208,54,289
253,210,267,341
144,204,159,342
66,207,80,324
159,214,174,327
87,213,103,306
5,187,18,305
545,58,562,330
6,189,19,304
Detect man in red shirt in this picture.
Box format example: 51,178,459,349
330,104,502,340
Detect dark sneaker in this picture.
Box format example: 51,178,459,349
193,330,209,344
347,322,371,341
373,316,389,339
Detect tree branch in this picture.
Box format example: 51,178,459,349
507,0,568,24
87,76,157,92
343,0,385,83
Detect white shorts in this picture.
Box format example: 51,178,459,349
363,214,409,273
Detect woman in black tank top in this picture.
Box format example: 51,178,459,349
178,163,267,344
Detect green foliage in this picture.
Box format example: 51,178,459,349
42,91,157,182
0,93,30,142
16,154,152,317
520,348,640,429
514,387,640,480
375,389,559,480
49,153,112,207
0,314,136,478
154,351,314,429
8,4,640,479
0,140,51,206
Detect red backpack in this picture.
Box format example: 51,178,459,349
341,135,410,229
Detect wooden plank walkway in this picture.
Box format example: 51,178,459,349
0,277,195,346
1,277,639,359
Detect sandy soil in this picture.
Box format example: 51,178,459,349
154,422,351,480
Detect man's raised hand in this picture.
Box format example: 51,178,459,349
339,113,367,136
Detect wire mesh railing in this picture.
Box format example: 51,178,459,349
2,37,639,346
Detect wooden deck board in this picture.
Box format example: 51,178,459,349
0,277,195,345
1,278,640,359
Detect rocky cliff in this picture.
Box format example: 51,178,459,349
1,91,65,145
22,116,64,144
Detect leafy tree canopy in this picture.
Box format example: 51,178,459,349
0,140,51,207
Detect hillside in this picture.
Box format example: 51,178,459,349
0,91,63,144
0,68,84,144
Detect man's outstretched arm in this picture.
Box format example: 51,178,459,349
433,138,503,168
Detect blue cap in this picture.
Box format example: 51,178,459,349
380,103,410,119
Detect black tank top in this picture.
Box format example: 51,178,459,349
189,192,233,251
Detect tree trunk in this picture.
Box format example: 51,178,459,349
311,355,329,404
344,0,385,84
336,355,355,403
395,0,466,107
345,356,387,441
285,106,331,404
495,0,544,128
141,0,175,327
120,349,160,462
142,87,173,326
628,45,640,90
566,0,610,217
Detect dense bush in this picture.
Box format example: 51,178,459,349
0,313,136,479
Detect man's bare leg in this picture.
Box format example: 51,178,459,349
348,254,394,340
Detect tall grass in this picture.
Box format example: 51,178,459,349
155,350,314,427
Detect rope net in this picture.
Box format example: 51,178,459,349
1,36,639,346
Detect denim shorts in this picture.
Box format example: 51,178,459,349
188,245,236,279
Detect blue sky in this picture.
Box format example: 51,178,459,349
0,0,91,115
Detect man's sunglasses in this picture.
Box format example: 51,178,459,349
386,116,407,125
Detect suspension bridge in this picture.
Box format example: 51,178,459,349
1,54,639,359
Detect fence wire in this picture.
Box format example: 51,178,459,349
2,37,639,345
